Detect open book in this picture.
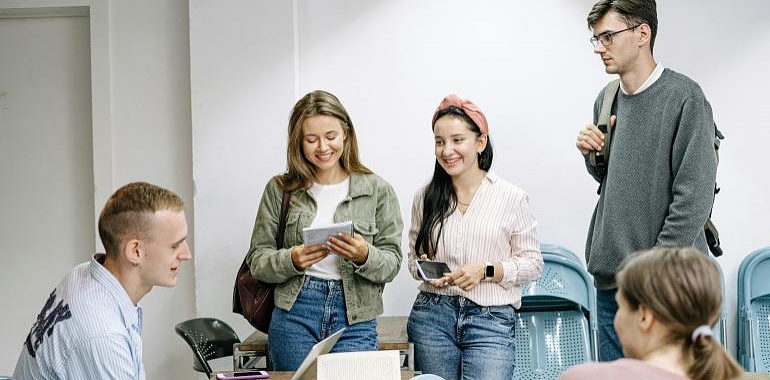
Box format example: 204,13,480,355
302,220,354,246
316,350,401,380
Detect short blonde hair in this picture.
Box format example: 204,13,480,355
98,182,184,256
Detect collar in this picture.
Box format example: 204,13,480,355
484,171,499,184
90,254,142,331
621,63,665,95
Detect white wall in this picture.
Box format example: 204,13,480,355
0,0,195,379
108,1,196,379
190,0,770,359
0,11,94,374
2,0,768,377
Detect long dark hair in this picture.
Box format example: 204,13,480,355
414,107,493,259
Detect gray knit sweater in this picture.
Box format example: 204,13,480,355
584,68,717,289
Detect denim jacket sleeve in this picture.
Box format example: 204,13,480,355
246,177,303,283
350,174,404,284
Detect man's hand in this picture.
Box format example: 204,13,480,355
576,115,615,155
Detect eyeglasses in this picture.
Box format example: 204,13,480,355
590,24,640,48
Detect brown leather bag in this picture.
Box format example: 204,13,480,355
232,189,291,333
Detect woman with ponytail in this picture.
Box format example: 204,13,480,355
560,247,743,380
406,94,543,380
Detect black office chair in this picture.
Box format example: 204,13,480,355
175,317,241,378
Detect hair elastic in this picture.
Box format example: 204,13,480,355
691,325,713,342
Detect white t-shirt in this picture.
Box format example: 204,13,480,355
305,177,350,280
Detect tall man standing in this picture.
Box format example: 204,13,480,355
14,181,192,379
575,0,718,361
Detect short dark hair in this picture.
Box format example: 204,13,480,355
587,0,658,52
98,182,184,256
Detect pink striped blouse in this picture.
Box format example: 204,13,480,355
408,172,543,308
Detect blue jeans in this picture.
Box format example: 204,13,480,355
596,288,623,361
407,292,516,380
268,276,378,370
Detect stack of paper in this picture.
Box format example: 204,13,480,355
302,220,354,246
316,350,401,380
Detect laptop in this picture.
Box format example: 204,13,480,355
290,327,346,380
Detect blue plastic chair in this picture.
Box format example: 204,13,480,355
515,247,597,380
540,243,583,267
737,247,770,371
711,257,727,347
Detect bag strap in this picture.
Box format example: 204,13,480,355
589,79,621,193
275,190,291,249
705,125,725,257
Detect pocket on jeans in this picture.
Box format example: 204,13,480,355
412,292,439,307
483,305,515,324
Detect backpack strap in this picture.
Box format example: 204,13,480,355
705,124,725,257
589,79,621,193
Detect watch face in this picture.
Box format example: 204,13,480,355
485,264,494,278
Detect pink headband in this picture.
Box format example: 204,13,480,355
431,94,489,136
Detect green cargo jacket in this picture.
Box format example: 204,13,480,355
246,173,403,324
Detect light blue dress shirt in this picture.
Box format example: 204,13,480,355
14,254,145,380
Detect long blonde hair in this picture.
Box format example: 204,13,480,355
617,247,742,380
280,90,371,191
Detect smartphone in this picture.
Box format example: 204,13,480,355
216,370,270,379
416,260,451,281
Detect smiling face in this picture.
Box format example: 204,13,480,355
433,115,487,179
301,115,347,182
138,209,191,288
592,11,642,75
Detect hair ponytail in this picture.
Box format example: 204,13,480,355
618,247,743,380
687,332,742,380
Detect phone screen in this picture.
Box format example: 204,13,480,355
416,260,451,281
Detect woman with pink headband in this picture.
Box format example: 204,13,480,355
406,94,544,380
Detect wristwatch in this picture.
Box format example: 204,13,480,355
484,261,495,281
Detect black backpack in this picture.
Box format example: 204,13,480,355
588,79,724,257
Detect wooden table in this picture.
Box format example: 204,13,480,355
740,373,770,380
212,370,416,380
233,316,413,370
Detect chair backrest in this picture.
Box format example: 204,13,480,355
175,317,240,377
516,247,598,379
737,247,770,371
540,243,583,268
521,253,594,317
514,309,591,380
